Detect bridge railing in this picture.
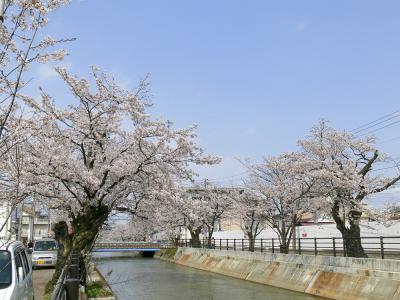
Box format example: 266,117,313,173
177,236,400,259
94,241,176,250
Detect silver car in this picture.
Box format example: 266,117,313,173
0,240,34,300
31,238,58,269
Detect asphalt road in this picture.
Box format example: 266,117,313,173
32,268,55,300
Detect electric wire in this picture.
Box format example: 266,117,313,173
350,109,400,134
352,112,400,135
356,119,400,138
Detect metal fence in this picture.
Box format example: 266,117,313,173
50,251,81,300
176,236,400,259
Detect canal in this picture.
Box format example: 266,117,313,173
96,257,321,300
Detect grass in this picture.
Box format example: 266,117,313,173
164,248,177,258
43,292,51,300
86,281,114,298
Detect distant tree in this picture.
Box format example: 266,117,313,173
167,182,233,248
231,189,268,252
244,152,316,253
198,185,234,248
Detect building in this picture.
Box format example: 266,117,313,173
0,201,14,239
20,206,52,242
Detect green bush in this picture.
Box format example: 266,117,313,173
86,281,113,298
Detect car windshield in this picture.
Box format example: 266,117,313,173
0,251,11,289
34,241,57,251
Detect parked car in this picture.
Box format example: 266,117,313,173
0,240,34,300
31,238,58,269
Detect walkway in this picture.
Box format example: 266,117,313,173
33,268,54,300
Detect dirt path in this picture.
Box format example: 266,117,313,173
32,268,55,300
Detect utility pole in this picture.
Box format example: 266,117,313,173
47,206,51,237
291,222,296,252
17,203,22,241
0,0,5,23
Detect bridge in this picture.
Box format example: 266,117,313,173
93,241,175,253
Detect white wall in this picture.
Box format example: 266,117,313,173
212,220,400,240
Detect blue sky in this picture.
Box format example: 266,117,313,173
30,1,400,199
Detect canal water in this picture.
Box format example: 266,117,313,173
96,257,321,300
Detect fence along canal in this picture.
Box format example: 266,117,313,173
177,236,400,259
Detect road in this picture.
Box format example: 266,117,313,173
32,268,55,300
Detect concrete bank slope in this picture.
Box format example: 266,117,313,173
157,247,400,300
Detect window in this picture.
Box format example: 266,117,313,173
34,240,57,251
14,252,24,281
20,250,30,275
0,251,11,288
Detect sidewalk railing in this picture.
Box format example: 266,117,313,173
176,236,400,259
50,251,81,300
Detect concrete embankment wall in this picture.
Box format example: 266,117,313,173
157,247,400,300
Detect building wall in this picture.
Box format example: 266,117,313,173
220,218,241,231
0,201,12,239
21,213,51,241
212,220,400,240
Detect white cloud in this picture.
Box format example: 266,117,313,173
36,64,58,80
35,62,73,83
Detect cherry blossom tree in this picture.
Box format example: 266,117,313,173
298,120,400,257
0,0,71,141
195,184,235,248
167,182,234,248
151,195,186,245
244,152,317,253
168,187,205,248
231,189,268,252
0,0,71,236
21,67,218,286
99,221,153,242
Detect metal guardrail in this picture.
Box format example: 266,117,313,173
177,236,400,259
50,251,81,300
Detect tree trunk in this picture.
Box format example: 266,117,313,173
245,231,255,252
279,234,290,254
341,224,367,258
279,244,289,254
249,238,255,252
46,205,110,293
332,201,367,258
45,221,71,294
207,229,214,249
189,227,202,248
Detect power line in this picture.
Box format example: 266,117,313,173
378,136,400,145
352,113,400,135
373,164,400,172
356,119,400,138
191,171,250,184
350,109,400,133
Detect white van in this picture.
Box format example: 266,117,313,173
0,240,34,300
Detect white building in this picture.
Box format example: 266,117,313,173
0,201,14,239
20,206,52,242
